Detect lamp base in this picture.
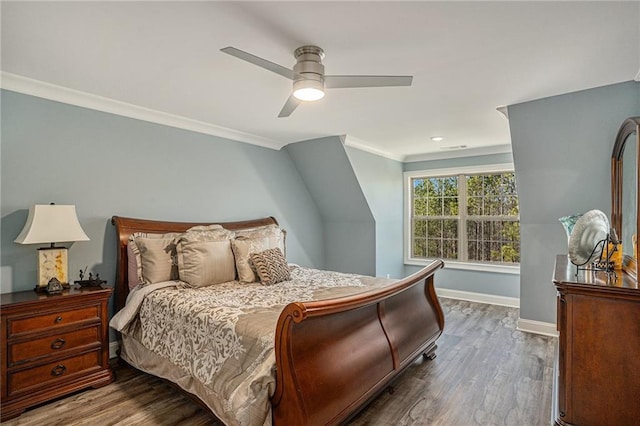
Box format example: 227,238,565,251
36,246,69,290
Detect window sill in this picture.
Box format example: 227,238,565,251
406,258,520,275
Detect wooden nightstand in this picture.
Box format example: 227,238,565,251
1,286,114,421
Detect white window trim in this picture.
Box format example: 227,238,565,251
404,163,520,275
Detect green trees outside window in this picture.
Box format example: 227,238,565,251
411,172,520,265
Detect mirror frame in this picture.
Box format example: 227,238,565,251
612,117,640,280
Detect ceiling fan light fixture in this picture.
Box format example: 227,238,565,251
221,45,413,116
293,79,325,101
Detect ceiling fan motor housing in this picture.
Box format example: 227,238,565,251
293,45,325,84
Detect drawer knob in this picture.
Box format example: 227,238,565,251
51,338,66,350
51,364,67,376
55,316,63,323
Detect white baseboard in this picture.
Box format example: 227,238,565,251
516,318,558,337
436,288,558,337
436,287,520,308
109,341,120,359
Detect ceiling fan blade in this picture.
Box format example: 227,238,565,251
278,95,301,118
221,46,299,80
324,75,413,89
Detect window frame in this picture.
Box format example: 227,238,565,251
404,163,520,275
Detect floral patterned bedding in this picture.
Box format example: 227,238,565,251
110,266,392,426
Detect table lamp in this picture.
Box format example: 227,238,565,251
14,204,90,292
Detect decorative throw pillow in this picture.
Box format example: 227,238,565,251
231,226,286,283
176,240,236,287
134,236,180,284
128,232,182,285
250,248,290,286
175,225,236,287
234,225,287,255
126,244,141,290
178,224,234,242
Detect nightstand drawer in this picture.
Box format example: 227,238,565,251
8,306,99,336
7,350,101,396
8,326,100,366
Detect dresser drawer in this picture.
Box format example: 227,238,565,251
7,350,101,397
7,306,99,336
8,326,100,366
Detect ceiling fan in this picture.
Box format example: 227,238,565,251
220,45,413,118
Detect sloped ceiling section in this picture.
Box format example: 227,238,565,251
285,136,375,275
345,146,405,279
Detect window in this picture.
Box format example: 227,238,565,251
405,164,520,273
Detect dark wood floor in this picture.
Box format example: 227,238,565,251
3,298,556,426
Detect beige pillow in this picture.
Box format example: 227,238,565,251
250,248,290,285
235,225,286,252
231,226,286,283
134,236,180,284
179,224,233,241
177,240,236,287
175,225,236,287
126,243,141,290
129,232,181,285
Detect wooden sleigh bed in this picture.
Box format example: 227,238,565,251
111,215,445,425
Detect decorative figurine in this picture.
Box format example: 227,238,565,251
46,277,64,294
74,269,106,288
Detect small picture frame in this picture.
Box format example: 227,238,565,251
37,247,68,288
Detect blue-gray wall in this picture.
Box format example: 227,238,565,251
5,81,637,330
1,90,324,297
345,146,404,278
284,137,376,276
403,153,520,299
508,80,640,324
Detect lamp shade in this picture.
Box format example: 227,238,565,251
14,204,90,245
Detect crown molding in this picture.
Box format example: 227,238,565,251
403,144,513,163
496,105,509,119
341,135,404,162
0,72,284,150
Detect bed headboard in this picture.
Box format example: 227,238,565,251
111,215,279,311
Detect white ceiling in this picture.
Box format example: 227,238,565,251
2,1,639,161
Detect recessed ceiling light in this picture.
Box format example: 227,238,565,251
430,136,444,142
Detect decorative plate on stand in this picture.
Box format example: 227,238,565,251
568,209,609,266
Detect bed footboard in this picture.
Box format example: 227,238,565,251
271,260,445,425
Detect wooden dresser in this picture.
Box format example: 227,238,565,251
0,287,114,421
552,255,640,426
